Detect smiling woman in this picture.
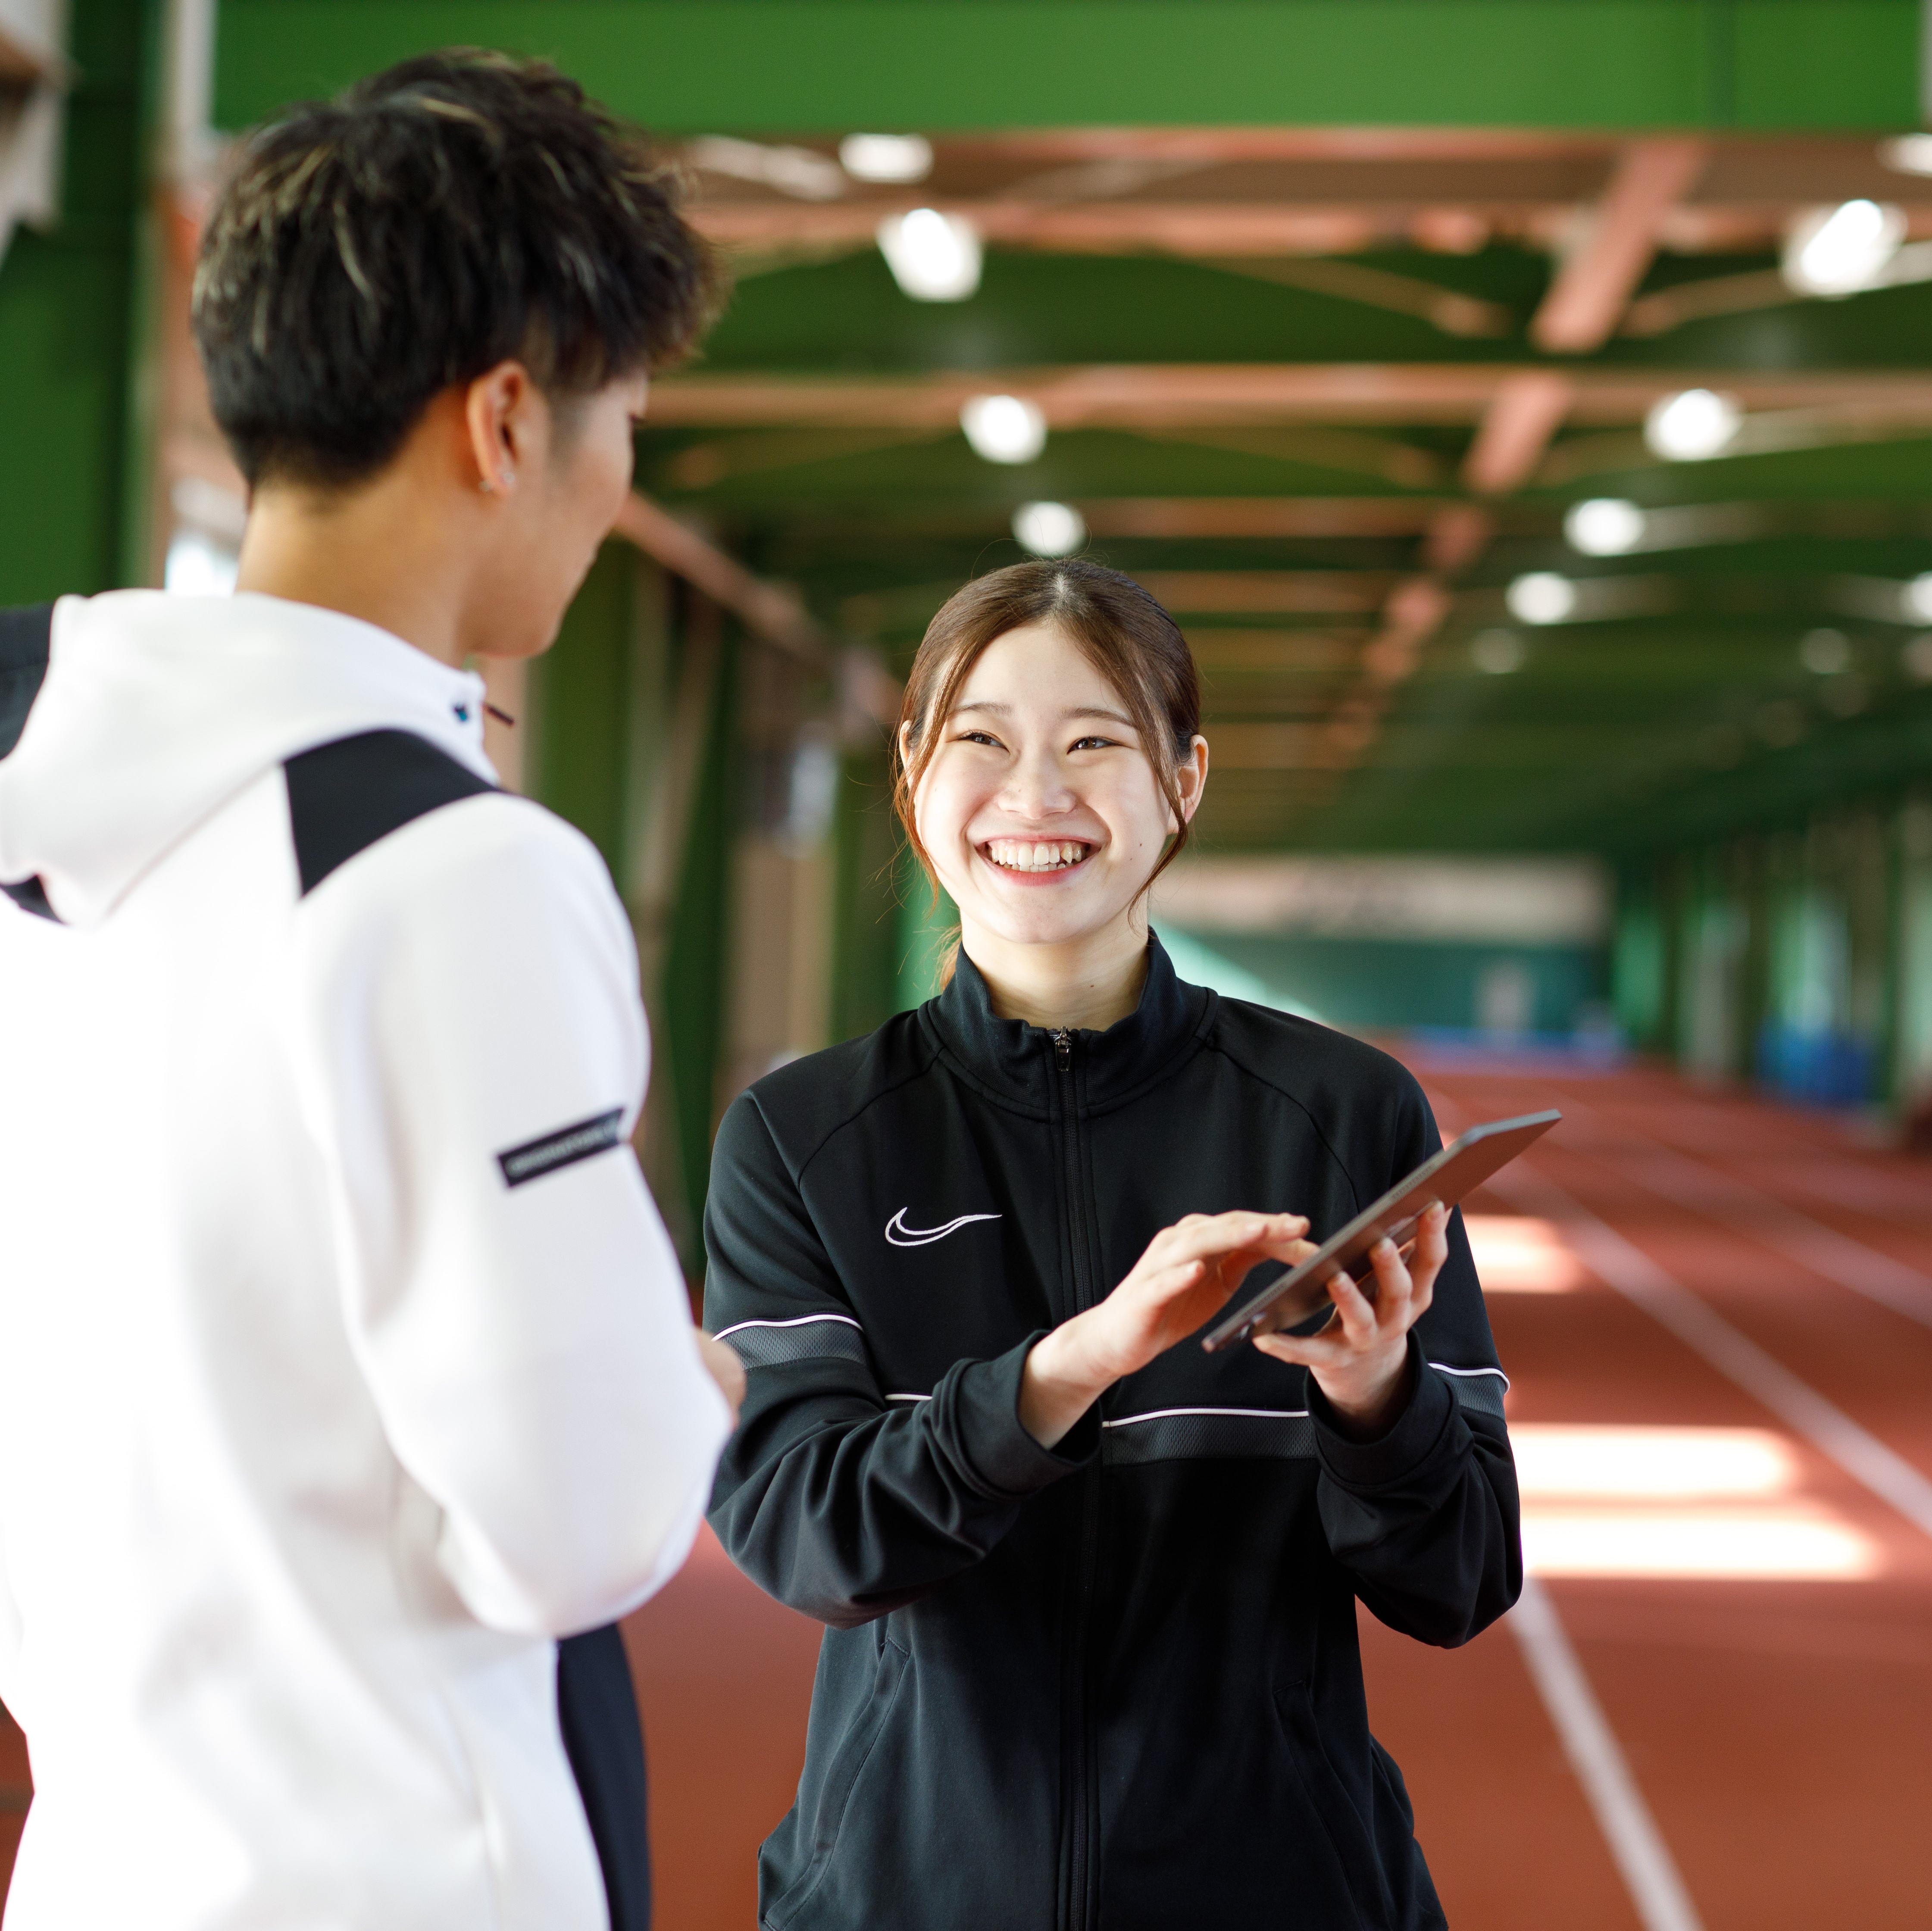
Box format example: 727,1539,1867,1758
701,557,1522,1931
893,560,1205,1029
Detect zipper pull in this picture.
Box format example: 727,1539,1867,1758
1052,1028,1072,1072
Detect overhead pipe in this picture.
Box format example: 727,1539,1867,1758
610,493,903,734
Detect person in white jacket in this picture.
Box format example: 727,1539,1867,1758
0,51,741,1931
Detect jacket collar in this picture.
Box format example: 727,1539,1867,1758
924,931,1213,1114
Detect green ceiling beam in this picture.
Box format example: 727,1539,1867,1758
213,1,1919,137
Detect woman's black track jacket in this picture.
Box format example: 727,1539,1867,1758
703,937,1522,1931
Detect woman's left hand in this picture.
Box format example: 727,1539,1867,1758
1251,1201,1449,1438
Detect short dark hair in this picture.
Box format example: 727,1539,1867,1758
192,49,719,489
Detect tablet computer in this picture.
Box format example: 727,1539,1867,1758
1199,1109,1561,1353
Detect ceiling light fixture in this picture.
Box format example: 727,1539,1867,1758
1644,388,1742,462
961,394,1046,465
1904,573,1932,622
1505,573,1577,625
1013,501,1085,556
877,209,981,301
1564,498,1647,556
840,133,934,183
686,135,846,202
1782,199,1905,297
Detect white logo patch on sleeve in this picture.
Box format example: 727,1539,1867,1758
885,1208,1002,1248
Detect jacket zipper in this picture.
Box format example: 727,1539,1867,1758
1049,1026,1100,1931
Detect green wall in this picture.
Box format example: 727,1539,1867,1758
213,0,1919,136
1171,928,1607,1037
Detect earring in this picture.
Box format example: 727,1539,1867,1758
479,477,494,494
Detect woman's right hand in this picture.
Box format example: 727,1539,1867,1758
1019,1211,1312,1448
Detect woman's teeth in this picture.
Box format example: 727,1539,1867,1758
986,839,1091,873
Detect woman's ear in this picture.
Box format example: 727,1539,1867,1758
1172,734,1210,828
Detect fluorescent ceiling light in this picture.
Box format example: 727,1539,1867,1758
839,133,933,183
1880,134,1932,177
877,209,981,301
1644,387,1742,462
961,394,1046,465
1904,572,1932,622
1013,501,1085,556
1564,497,1646,557
1783,199,1906,297
1505,572,1576,625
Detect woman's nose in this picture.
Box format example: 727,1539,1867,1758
1001,752,1076,818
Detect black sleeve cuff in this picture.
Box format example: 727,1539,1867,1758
1308,1333,1457,1490
947,1331,1100,1498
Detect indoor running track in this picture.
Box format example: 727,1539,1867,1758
4,1059,1932,1928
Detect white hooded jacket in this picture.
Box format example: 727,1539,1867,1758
0,591,732,1929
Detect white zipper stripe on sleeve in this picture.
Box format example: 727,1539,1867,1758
1429,1361,1510,1387
713,1312,863,1343
1103,1405,1310,1428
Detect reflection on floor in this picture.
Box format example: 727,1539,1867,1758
5,1062,1932,1928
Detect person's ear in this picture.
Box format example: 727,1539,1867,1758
463,360,540,498
1170,735,1210,830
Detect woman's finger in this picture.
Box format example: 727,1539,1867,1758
1252,1325,1348,1368
1150,1211,1310,1271
1364,1236,1416,1328
1137,1258,1207,1304
1327,1259,1385,1344
1405,1202,1450,1299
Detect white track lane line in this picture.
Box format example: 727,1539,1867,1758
1426,1089,1706,1929
1551,1099,1932,1332
1488,1162,1932,1543
1508,1575,1705,1931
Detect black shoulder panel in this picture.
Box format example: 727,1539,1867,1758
556,1624,651,1931
0,603,54,760
1,877,58,920
284,728,495,897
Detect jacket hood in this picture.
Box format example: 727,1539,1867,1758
925,933,1214,1114
0,591,494,927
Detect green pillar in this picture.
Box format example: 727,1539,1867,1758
828,744,903,1041
657,625,738,1264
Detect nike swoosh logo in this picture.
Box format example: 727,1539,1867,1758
885,1208,1003,1248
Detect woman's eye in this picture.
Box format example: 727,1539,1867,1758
957,730,1004,748
1070,735,1118,752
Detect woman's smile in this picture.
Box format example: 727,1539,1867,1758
979,836,1097,881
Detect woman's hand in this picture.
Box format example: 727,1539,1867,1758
1019,1211,1312,1447
1251,1202,1449,1438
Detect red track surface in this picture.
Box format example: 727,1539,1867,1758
6,1063,1932,1927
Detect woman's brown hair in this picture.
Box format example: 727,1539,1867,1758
892,559,1202,983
